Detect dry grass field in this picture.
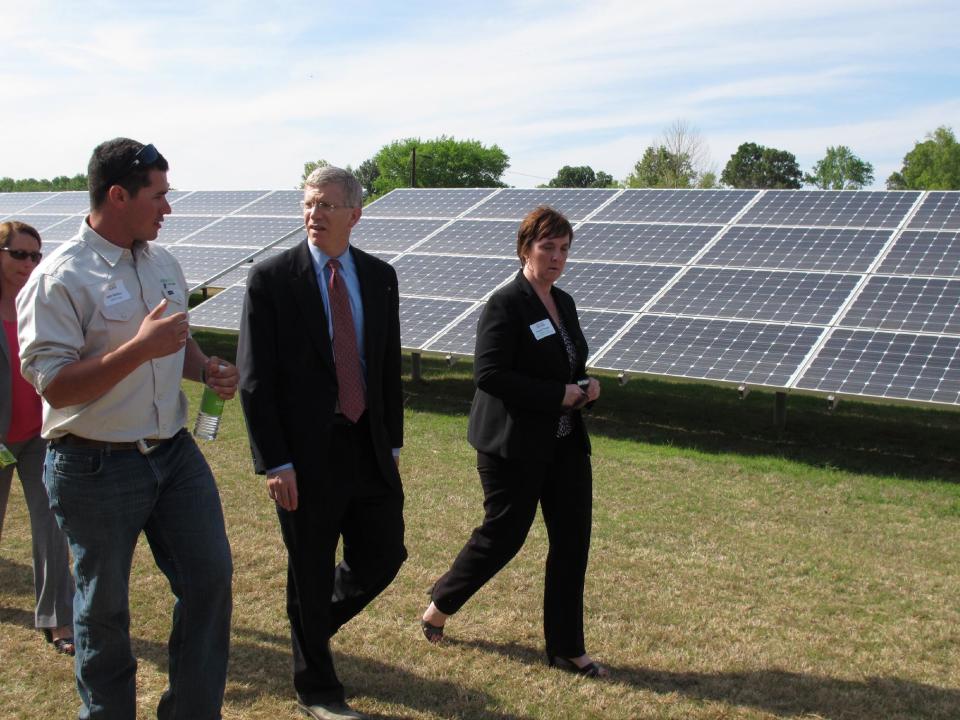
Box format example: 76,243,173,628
1,344,959,719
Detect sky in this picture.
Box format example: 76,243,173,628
1,0,958,191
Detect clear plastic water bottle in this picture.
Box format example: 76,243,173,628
193,384,225,440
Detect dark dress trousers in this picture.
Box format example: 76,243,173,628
238,240,406,705
431,270,595,659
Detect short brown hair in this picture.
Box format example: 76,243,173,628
0,220,41,249
516,206,573,267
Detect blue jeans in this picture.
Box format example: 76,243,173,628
44,430,233,720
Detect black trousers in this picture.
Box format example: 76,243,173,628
431,432,593,658
276,416,406,704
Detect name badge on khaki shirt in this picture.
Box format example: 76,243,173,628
103,280,132,307
529,318,556,340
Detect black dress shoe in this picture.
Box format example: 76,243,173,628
547,654,608,678
297,699,365,719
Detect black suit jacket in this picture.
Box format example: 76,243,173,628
467,271,591,461
237,241,403,491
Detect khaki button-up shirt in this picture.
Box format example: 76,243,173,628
17,220,190,441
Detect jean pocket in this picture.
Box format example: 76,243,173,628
53,449,104,477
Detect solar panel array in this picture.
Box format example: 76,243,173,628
4,187,960,409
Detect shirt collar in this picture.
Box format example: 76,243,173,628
306,240,354,277
80,218,143,267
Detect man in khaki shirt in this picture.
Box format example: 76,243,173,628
17,138,237,720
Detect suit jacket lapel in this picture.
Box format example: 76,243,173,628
289,241,336,376
352,246,383,372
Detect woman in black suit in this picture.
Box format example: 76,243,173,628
421,206,607,677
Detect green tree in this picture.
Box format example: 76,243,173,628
299,159,329,188
804,146,874,189
886,126,960,190
372,136,509,195
351,158,380,198
625,120,715,188
625,145,696,188
547,165,615,188
721,142,802,189
0,173,87,192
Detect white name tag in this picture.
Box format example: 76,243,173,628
103,280,132,307
160,278,184,304
529,318,556,340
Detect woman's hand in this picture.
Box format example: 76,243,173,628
584,377,601,403
561,383,588,409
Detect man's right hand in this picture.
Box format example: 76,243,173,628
134,299,189,359
268,467,298,511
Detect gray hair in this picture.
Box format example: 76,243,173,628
304,165,363,208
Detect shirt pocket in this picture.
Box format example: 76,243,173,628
97,299,139,350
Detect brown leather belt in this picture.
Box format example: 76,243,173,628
52,429,183,455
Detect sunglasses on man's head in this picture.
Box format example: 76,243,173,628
131,143,159,169
1,247,43,263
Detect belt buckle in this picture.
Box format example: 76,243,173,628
136,438,161,455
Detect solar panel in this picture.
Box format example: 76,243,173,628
209,247,287,287
236,190,303,217
167,246,255,289
169,191,270,215
466,188,617,221
177,217,302,249
796,329,960,404
27,191,89,214
701,226,893,272
878,230,960,277
907,191,960,231
399,297,476,348
573,223,721,264
393,254,515,300
593,315,823,388
838,276,960,334
578,310,635,359
350,218,448,254
156,216,221,244
651,268,861,325
592,190,758,224
558,262,680,312
426,305,484,356
364,188,496,217
35,217,83,243
189,286,247,331
415,220,516,256
7,186,960,409
739,190,920,228
0,192,56,214
7,215,78,235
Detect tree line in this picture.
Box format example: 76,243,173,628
302,124,959,200
4,125,957,198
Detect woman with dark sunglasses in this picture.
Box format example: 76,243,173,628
0,220,75,655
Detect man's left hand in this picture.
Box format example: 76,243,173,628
205,356,239,400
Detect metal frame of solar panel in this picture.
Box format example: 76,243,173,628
7,187,960,410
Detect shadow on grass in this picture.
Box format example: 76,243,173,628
401,357,960,483
457,637,960,720
0,555,33,594
130,625,532,720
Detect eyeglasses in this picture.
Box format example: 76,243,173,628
300,199,351,213
1,247,43,263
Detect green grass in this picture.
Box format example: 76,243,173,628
1,350,959,719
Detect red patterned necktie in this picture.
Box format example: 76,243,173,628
327,259,366,422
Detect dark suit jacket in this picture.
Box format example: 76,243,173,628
467,271,591,462
237,241,403,492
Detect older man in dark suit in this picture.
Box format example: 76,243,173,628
238,166,406,720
